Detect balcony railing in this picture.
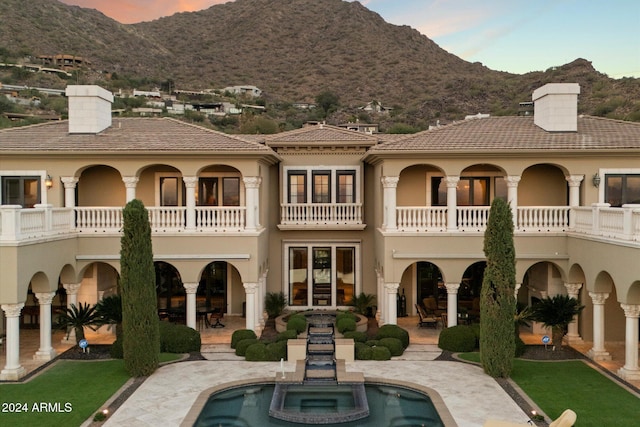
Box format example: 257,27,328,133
280,203,362,226
397,207,447,231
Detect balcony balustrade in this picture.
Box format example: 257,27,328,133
280,203,362,226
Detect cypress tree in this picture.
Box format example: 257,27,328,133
480,198,516,378
120,199,160,376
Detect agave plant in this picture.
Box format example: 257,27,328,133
56,302,101,345
96,295,123,337
349,292,376,316
530,294,584,348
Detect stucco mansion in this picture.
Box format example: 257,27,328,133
1,83,639,381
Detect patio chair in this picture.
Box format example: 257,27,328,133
483,409,576,427
415,304,437,328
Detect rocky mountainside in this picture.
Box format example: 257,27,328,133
1,0,639,126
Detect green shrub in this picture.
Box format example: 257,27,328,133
231,329,257,349
267,340,287,361
342,331,367,343
336,311,356,324
287,315,307,334
336,317,357,334
158,321,201,353
438,325,477,352
235,338,259,356
371,345,392,360
355,342,373,360
515,335,527,357
378,337,404,356
365,340,380,347
277,329,298,341
110,336,124,359
245,343,268,361
376,324,409,348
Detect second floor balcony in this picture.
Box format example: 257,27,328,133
279,202,364,229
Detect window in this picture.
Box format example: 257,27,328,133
288,171,306,203
289,247,308,306
312,171,330,203
457,177,489,206
605,174,640,207
222,177,240,206
336,247,355,306
199,178,218,206
160,177,179,206
2,176,41,208
337,171,355,203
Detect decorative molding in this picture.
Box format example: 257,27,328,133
35,292,56,305
621,304,640,318
381,176,399,188
445,283,460,293
1,302,25,317
183,283,199,294
589,292,610,305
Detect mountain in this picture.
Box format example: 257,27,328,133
1,0,639,127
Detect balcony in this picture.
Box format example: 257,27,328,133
279,203,364,230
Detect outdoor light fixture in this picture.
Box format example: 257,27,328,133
592,173,601,188
45,175,53,189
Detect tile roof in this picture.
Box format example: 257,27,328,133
258,124,379,146
369,116,640,152
0,117,274,153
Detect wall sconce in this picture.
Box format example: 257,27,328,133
45,175,53,189
592,173,601,188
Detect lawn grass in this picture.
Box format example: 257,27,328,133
0,353,181,427
459,352,640,427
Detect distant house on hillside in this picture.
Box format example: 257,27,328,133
223,85,262,97
337,122,379,134
360,100,392,114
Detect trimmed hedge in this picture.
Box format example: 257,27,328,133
365,340,380,347
110,336,124,359
235,338,259,356
231,329,257,349
355,342,373,360
158,321,201,353
336,311,356,324
245,343,268,361
287,314,307,334
277,329,298,341
336,317,357,334
342,331,367,343
375,324,409,348
371,346,392,360
378,337,404,356
267,340,287,361
438,325,476,352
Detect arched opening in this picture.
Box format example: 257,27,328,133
460,261,486,320
155,261,185,322
415,262,445,315
198,261,227,314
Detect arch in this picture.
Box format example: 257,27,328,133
397,261,445,317
567,263,587,285
397,164,445,208
155,261,185,314
521,262,566,301
29,271,51,294
625,281,640,304
593,270,615,295
59,264,76,285
519,164,569,206
77,165,124,207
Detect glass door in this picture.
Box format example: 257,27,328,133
312,247,331,306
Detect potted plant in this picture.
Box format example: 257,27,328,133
530,294,584,348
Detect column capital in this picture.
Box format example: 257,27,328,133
621,304,640,318
1,302,25,318
122,176,139,188
61,176,79,188
506,175,521,187
564,282,583,296
243,176,262,188
35,292,56,305
183,176,198,187
384,282,400,293
243,282,259,293
566,175,584,187
444,176,460,187
445,283,460,293
62,283,81,295
589,291,609,305
183,282,199,294
381,176,399,188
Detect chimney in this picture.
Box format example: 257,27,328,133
66,85,114,134
532,83,580,132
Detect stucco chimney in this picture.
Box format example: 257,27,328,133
532,83,580,132
65,85,114,134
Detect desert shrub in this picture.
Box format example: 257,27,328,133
159,321,201,353
336,317,357,334
231,329,257,349
277,329,298,341
378,337,404,356
375,324,409,348
245,343,268,361
371,345,392,360
438,325,477,353
342,331,367,343
287,314,307,334
235,338,259,356
355,342,373,360
267,340,287,361
110,336,124,359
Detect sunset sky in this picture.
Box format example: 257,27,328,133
59,0,640,78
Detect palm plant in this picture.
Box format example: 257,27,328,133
530,294,584,348
349,292,376,316
56,302,101,346
264,291,286,319
96,295,123,337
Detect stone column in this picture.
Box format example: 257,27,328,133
445,283,460,327
34,292,57,361
244,283,258,331
61,283,81,343
564,283,584,343
587,292,611,361
122,176,139,202
61,177,79,208
566,175,584,229
618,304,640,381
381,177,399,231
384,283,399,325
1,303,26,380
244,177,261,231
445,176,459,231
506,175,521,229
183,177,198,231
183,283,199,330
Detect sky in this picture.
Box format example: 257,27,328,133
60,0,640,78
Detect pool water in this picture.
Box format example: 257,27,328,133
193,382,445,426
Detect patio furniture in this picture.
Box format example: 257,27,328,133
208,305,225,328
416,304,438,328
